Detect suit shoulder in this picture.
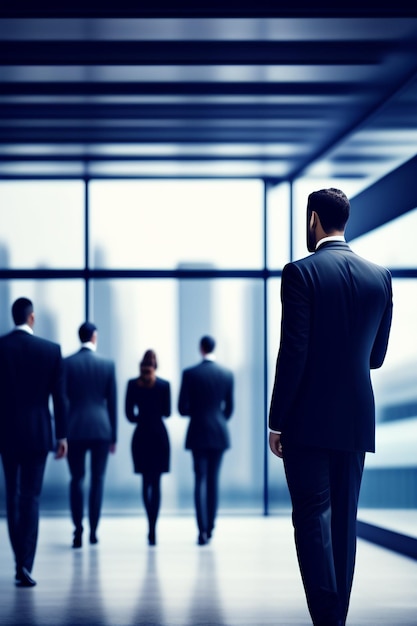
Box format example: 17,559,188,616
95,353,115,366
218,363,234,379
32,334,61,352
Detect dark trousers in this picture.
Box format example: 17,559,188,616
192,449,223,536
1,449,48,574
67,439,110,536
283,444,365,626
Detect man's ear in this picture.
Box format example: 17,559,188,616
309,210,317,229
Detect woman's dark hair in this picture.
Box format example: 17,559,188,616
141,349,158,369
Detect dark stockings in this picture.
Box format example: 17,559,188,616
142,473,161,544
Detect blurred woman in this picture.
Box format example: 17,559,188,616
125,350,171,545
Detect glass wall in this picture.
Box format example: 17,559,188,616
0,177,415,517
0,178,270,516
350,221,417,509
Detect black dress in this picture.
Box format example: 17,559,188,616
125,377,171,475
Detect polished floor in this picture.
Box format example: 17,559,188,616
0,513,416,626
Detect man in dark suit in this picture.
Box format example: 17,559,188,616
0,297,67,587
178,335,234,545
64,322,117,548
269,188,393,626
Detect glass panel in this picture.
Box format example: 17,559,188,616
88,277,265,513
89,180,264,269
350,207,417,268
360,278,417,511
0,181,85,269
267,182,290,269
368,279,417,464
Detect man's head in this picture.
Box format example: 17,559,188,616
200,335,216,356
306,187,350,252
78,322,97,344
12,297,34,326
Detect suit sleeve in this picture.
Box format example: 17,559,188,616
51,345,68,441
125,380,138,423
178,371,190,416
268,262,311,432
370,270,393,369
107,362,117,443
223,372,234,419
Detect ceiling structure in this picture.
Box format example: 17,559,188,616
1,4,417,238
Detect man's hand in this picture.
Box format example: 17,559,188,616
109,443,116,454
55,438,68,459
269,432,283,459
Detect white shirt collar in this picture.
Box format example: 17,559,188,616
15,323,33,335
203,352,216,361
316,235,346,250
81,341,96,352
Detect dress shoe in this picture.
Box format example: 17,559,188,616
148,530,156,546
89,533,98,545
15,567,37,587
197,532,208,545
72,531,82,548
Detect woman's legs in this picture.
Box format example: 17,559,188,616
142,473,161,544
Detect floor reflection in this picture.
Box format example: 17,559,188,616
130,548,165,626
60,548,109,626
186,548,226,626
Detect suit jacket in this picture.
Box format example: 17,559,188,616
178,359,234,451
64,348,117,443
0,329,67,453
269,241,393,452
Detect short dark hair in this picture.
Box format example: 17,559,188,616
200,335,215,354
12,297,33,325
307,188,350,233
78,322,97,343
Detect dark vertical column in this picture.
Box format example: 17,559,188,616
263,180,269,516
289,182,294,262
84,177,89,321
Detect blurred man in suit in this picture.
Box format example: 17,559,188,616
178,335,234,545
64,322,117,548
0,297,67,587
269,188,393,626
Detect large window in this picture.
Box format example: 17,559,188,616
0,181,84,270
89,180,264,269
0,179,272,515
0,177,415,516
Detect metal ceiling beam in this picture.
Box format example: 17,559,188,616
0,81,372,96
0,41,390,65
0,103,352,119
1,1,416,18
0,126,323,142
